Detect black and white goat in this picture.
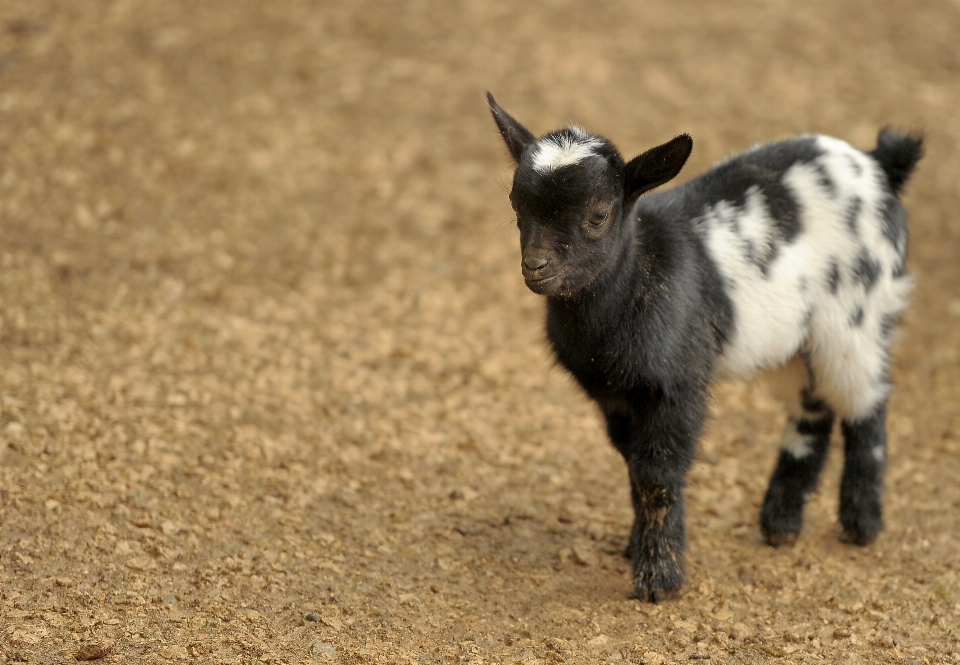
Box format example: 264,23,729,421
487,93,922,601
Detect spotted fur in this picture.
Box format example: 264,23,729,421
692,134,915,420
487,92,923,601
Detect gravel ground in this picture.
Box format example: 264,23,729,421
1,1,960,664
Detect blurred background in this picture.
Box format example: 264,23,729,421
1,1,958,663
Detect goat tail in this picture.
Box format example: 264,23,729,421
870,128,924,196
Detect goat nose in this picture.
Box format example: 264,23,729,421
523,255,551,271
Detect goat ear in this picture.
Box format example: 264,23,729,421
487,92,536,163
624,134,693,201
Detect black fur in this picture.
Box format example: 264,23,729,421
849,306,865,327
879,313,898,342
812,162,836,197
839,404,888,545
624,135,693,203
846,154,864,177
826,259,841,294
760,411,834,546
851,249,882,292
488,92,536,163
844,197,862,235
870,128,924,196
880,194,910,278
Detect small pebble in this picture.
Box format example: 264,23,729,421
158,644,189,660
312,642,337,656
5,422,25,438
572,543,599,567
306,613,321,622
159,520,180,535
335,488,359,507
730,623,752,640
76,639,115,661
449,487,477,501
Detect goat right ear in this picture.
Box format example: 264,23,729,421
624,134,693,201
487,92,535,163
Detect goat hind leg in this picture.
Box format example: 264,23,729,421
839,402,887,545
760,403,833,546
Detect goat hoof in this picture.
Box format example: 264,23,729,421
759,491,805,547
633,582,681,604
839,500,883,546
763,531,799,548
632,559,684,603
839,525,881,546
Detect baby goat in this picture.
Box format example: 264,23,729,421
487,93,922,601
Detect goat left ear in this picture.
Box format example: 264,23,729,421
624,134,693,201
487,92,536,163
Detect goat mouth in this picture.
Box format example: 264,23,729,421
524,272,563,293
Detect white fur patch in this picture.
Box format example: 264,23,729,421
781,428,814,459
872,445,886,464
531,126,603,173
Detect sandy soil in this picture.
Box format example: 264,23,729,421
2,1,960,663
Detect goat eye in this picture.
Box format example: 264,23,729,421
590,211,609,226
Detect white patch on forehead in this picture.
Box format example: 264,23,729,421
531,126,604,173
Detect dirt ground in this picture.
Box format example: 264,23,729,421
1,1,960,663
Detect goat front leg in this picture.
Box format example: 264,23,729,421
612,394,701,602
627,465,688,602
